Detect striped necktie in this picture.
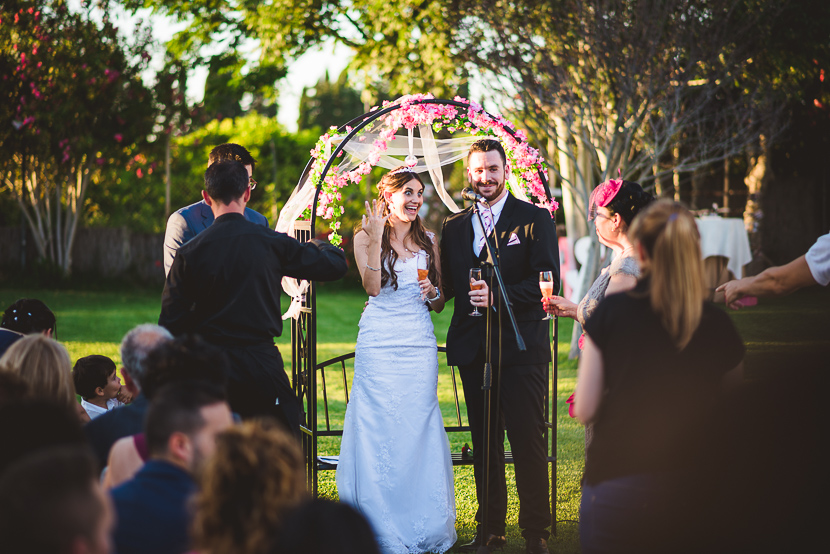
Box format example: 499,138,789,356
475,206,494,257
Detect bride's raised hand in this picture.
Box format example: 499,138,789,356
362,200,388,243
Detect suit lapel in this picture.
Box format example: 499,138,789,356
495,193,517,246
458,208,475,268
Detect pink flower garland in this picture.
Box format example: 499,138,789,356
307,94,560,246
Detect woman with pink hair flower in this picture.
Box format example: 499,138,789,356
543,179,653,427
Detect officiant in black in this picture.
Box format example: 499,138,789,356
440,139,560,554
159,160,348,435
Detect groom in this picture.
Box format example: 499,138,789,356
440,139,559,554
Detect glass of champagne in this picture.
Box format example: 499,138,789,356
540,271,555,320
469,268,483,317
417,252,430,300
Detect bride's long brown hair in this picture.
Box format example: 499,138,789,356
355,167,439,290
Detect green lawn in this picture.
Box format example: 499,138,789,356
2,284,827,554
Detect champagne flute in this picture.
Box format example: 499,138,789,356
417,252,430,300
540,271,555,320
469,268,483,317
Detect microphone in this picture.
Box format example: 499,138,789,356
461,187,487,203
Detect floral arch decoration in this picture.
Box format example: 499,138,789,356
276,94,559,319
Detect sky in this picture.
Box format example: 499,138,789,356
89,1,351,132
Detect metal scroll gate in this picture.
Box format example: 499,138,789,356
289,97,561,533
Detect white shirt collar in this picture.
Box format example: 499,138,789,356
472,191,510,253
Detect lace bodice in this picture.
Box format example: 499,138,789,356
577,255,640,327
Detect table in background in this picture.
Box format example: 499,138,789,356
695,216,752,296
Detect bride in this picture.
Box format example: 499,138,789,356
336,166,457,553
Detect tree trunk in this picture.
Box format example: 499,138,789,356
165,133,172,219
653,162,663,197
723,158,731,213
691,167,705,210
744,135,772,255
673,144,682,202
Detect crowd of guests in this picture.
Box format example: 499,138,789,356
0,140,827,554
0,311,381,554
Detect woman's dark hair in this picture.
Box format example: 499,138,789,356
605,180,654,227
72,355,116,400
355,167,438,291
1,299,55,336
272,498,381,554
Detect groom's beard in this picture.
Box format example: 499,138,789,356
471,178,505,203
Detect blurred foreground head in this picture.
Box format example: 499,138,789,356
0,334,75,408
0,446,112,554
193,419,306,554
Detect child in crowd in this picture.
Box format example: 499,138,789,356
72,355,127,420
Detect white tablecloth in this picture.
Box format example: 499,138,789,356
696,216,752,278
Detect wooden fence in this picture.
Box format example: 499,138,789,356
0,226,164,285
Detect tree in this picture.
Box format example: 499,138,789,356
0,0,155,274
298,69,364,132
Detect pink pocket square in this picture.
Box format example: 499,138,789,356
507,233,521,246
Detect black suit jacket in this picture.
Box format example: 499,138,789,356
159,213,348,345
440,193,560,367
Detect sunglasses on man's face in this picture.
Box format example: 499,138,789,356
249,177,257,191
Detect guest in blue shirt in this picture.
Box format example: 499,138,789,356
163,143,269,275
111,381,233,554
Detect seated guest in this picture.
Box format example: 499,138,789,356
0,397,87,476
111,381,233,554
192,420,306,554
85,324,172,467
0,335,79,417
102,334,230,489
0,298,56,358
574,200,745,552
0,445,114,554
163,142,268,276
102,433,149,490
271,499,381,554
73,355,127,420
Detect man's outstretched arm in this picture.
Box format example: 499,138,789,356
717,256,817,309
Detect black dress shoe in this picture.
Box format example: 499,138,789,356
524,537,550,554
457,532,507,552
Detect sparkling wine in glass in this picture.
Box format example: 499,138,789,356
540,271,555,320
469,268,483,317
417,252,430,300
417,252,429,282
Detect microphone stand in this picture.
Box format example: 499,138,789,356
471,199,525,554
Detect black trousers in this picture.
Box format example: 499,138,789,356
221,343,302,438
459,353,551,539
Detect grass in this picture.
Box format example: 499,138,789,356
3,283,828,553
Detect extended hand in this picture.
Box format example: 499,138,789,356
543,295,577,319
362,200,389,243
716,279,747,310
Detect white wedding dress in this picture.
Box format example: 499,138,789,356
336,248,457,554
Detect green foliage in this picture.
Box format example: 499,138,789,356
169,113,320,227
297,69,364,132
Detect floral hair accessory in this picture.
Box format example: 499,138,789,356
388,166,416,177
588,179,623,220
